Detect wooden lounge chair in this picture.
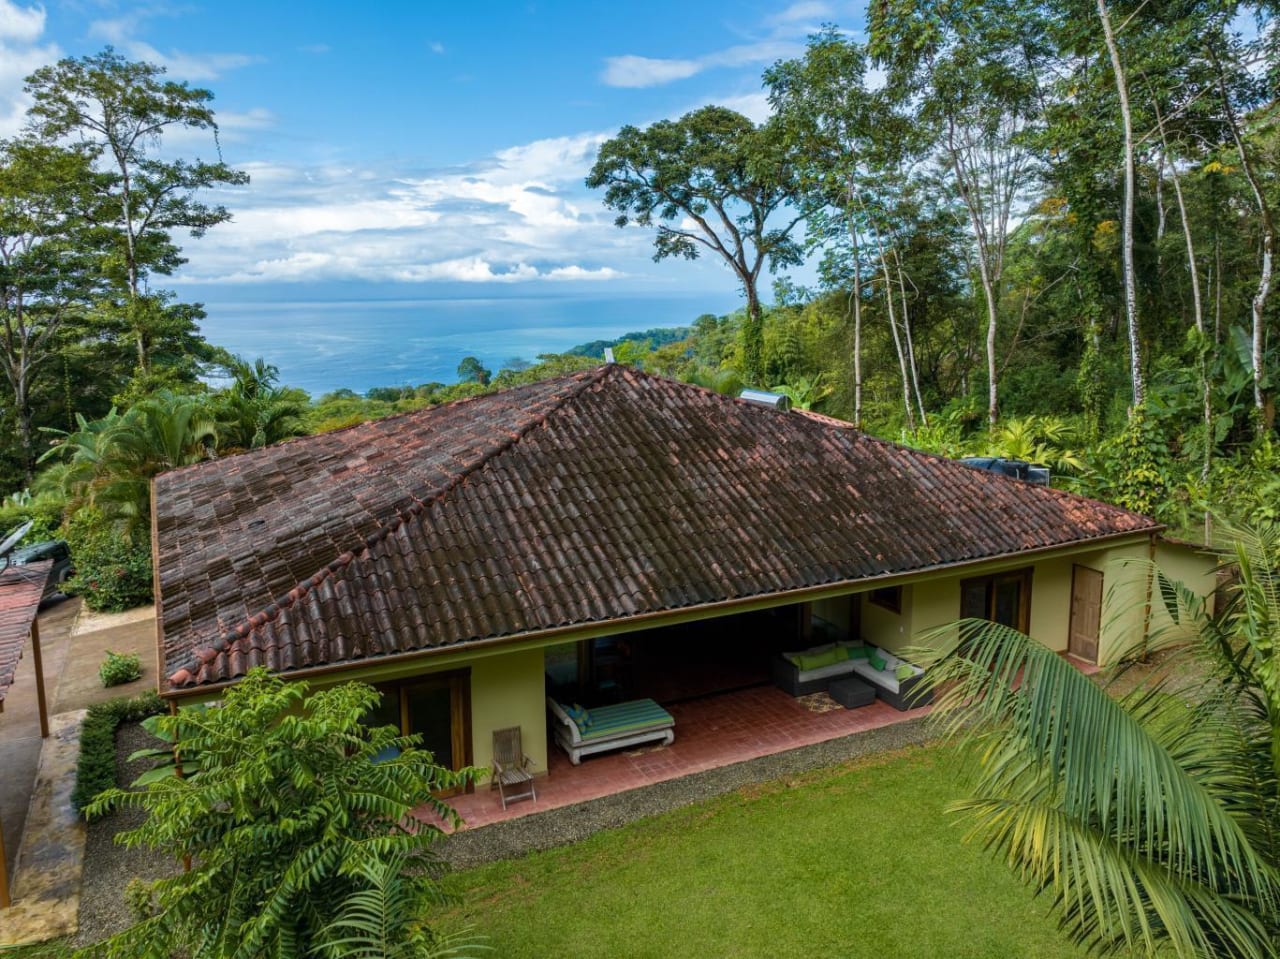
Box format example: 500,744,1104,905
491,726,536,810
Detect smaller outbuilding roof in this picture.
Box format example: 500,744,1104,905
0,561,50,710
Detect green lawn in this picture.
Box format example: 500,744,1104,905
433,745,1085,959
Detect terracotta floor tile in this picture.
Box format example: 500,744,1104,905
441,684,933,831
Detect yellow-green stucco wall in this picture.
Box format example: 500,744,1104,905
467,646,548,781
306,642,549,784
185,535,1218,782
855,537,1216,667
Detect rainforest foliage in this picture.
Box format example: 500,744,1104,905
3,6,1280,592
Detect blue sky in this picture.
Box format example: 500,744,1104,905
0,0,862,309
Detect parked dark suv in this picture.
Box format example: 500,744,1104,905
11,540,75,600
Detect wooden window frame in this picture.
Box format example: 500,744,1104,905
960,568,1033,633
869,585,903,614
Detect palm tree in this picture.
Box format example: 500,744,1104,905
769,374,834,412
918,521,1280,957
40,392,216,529
214,356,307,451
37,408,130,510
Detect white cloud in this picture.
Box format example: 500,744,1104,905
602,54,701,88
218,107,276,131
600,5,814,88
0,1,57,138
714,91,773,124
179,131,640,287
299,43,330,54
703,39,802,69
766,1,834,26
429,40,445,55
0,0,43,42
89,15,257,81
544,265,622,281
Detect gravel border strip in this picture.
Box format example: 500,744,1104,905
441,716,936,870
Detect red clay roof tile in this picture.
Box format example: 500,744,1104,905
0,561,51,707
153,366,1158,691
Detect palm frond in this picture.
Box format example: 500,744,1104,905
917,619,1280,956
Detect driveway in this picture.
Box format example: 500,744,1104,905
0,597,155,880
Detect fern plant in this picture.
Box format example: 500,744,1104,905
83,669,483,959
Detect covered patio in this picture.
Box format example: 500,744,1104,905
449,680,929,830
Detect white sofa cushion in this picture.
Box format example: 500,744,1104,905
849,654,900,693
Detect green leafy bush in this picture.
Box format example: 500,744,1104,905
87,669,479,958
71,691,165,817
0,489,66,544
62,509,153,612
99,650,142,687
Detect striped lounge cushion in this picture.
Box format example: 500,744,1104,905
577,699,673,741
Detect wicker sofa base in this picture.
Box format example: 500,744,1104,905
770,654,858,696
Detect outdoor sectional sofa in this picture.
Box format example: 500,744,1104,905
847,646,932,711
770,642,861,696
547,697,676,765
772,641,932,711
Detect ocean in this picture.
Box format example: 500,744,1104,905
193,293,732,397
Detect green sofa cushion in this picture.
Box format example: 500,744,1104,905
895,664,914,681
868,650,887,671
796,647,845,671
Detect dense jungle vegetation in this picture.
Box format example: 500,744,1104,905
2,3,1279,610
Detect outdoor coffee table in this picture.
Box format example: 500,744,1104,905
827,674,876,709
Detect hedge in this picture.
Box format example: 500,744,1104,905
72,690,166,818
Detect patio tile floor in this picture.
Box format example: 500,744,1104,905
447,684,929,831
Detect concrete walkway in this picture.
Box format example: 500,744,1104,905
0,598,155,944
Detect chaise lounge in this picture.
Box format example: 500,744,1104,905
548,697,675,765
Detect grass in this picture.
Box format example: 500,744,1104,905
432,745,1087,959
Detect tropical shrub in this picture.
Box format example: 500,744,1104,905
99,650,142,687
40,392,216,531
71,690,165,816
0,489,66,544
63,510,152,612
213,356,308,452
85,669,481,959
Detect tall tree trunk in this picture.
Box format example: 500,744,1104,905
1152,101,1211,482
891,246,929,427
869,219,915,430
945,125,1003,430
742,287,764,385
1212,51,1274,435
848,208,863,430
1098,0,1145,410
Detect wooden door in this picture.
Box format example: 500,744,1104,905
1069,565,1103,663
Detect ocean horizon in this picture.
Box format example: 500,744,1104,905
192,292,735,397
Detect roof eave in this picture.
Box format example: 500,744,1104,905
161,524,1160,700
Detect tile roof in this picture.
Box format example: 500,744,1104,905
0,561,50,709
154,366,1158,692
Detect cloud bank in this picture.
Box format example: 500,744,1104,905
184,131,640,287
